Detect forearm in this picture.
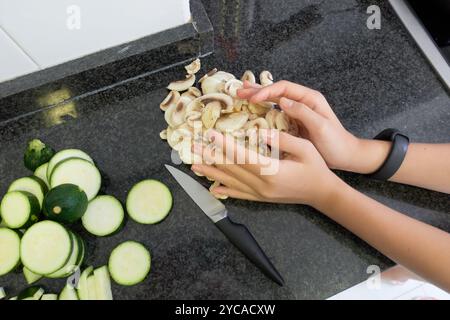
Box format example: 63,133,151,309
315,178,450,292
350,140,450,193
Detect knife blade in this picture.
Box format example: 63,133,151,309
165,164,284,286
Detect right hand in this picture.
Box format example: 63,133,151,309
237,80,366,172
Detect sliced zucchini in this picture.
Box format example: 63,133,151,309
8,176,47,208
0,287,5,299
9,296,18,300
108,241,151,286
126,180,172,224
0,228,21,276
46,231,79,278
18,286,44,300
82,195,124,236
43,184,88,223
47,149,93,181
41,293,58,300
24,139,55,172
93,266,113,300
0,191,40,229
50,158,101,201
23,266,42,284
87,275,97,300
34,162,50,188
59,284,79,300
76,266,93,300
21,221,73,275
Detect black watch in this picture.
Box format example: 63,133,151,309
366,128,409,181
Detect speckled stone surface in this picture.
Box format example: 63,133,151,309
0,0,449,299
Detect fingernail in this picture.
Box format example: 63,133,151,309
280,97,293,108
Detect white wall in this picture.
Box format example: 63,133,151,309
0,0,191,82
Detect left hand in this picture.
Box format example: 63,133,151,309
191,129,340,208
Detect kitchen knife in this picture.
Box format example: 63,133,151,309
165,164,284,286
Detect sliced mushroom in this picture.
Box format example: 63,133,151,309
260,71,273,86
159,129,168,140
167,124,192,150
178,139,202,164
233,99,245,112
265,109,279,129
241,70,256,84
248,103,270,116
201,101,222,129
167,74,196,92
215,112,249,132
164,96,190,127
209,181,228,199
198,68,218,83
275,111,290,132
223,79,243,98
244,118,269,130
182,86,201,98
185,110,202,127
184,58,201,75
201,76,225,94
160,90,180,112
190,93,234,114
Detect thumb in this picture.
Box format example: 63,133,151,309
279,97,324,133
261,129,310,160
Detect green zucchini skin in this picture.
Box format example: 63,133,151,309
17,285,44,300
23,139,55,171
43,184,88,224
0,191,40,229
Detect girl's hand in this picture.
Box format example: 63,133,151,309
237,81,390,174
191,129,340,208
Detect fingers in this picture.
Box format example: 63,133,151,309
211,186,262,201
248,80,326,109
191,164,255,194
278,97,325,133
261,129,313,161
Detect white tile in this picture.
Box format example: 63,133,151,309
0,0,191,68
0,27,38,82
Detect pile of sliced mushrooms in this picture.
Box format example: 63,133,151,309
159,59,298,198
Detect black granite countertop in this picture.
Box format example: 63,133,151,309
0,0,449,299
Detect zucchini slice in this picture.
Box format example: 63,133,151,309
50,158,101,201
21,221,73,275
82,195,124,236
76,266,93,300
47,149,93,181
46,231,79,278
43,184,88,224
23,266,42,284
41,293,58,300
126,180,172,224
0,287,5,299
9,296,18,300
7,176,47,208
18,286,44,300
108,241,151,286
34,162,50,188
93,266,113,300
0,191,40,229
24,139,55,172
59,284,79,300
0,228,21,276
87,275,97,300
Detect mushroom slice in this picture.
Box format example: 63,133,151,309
185,111,202,127
265,109,279,128
160,90,180,111
223,79,243,98
184,58,201,75
193,93,234,114
275,111,290,132
178,139,202,164
164,96,190,127
167,125,192,151
201,76,225,94
198,68,218,83
159,129,168,140
233,99,245,112
244,118,269,130
210,181,228,199
241,70,256,84
201,101,222,129
167,74,196,92
215,112,249,132
248,102,271,116
181,87,202,100
260,71,273,86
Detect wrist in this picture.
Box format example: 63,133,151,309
347,138,391,174
311,174,354,213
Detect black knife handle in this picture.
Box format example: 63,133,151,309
215,216,285,286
